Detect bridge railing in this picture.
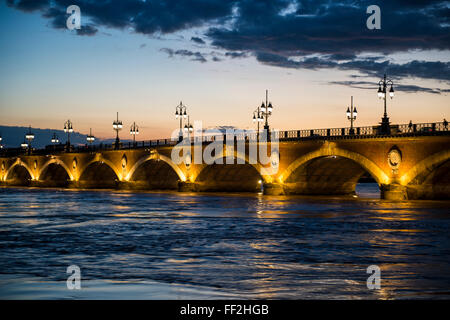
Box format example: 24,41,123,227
1,122,448,157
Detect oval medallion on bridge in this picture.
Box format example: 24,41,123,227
33,160,37,170
1,161,4,172
72,158,77,170
388,148,402,171
121,155,127,169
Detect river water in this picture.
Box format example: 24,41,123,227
0,184,449,299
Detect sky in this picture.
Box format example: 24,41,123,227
0,0,449,140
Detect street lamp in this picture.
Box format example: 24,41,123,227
130,122,139,146
0,133,3,149
377,74,395,135
252,106,264,139
21,138,28,149
51,132,59,151
86,128,95,145
64,120,74,150
25,125,34,155
260,90,274,140
175,101,188,142
51,133,59,144
183,116,193,137
346,96,357,135
113,112,123,150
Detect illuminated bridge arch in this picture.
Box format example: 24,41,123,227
193,151,268,192
279,147,389,195
126,153,186,182
5,160,35,180
38,158,74,181
400,150,450,199
400,149,450,186
125,153,185,189
77,159,121,188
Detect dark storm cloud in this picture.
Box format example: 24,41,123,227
5,0,450,85
6,0,237,34
255,53,450,82
6,0,48,12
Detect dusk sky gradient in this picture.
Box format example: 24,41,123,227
0,0,449,140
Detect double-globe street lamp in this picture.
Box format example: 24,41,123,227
377,74,395,135
259,90,274,140
113,112,123,150
64,120,74,150
252,106,264,139
25,126,35,155
175,101,188,142
51,133,60,145
184,116,193,137
346,96,358,135
130,122,139,146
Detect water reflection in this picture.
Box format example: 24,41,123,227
0,186,449,299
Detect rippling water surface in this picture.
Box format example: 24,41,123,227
0,185,449,299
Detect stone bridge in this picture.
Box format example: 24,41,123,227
1,127,449,200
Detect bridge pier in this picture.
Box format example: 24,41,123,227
178,181,197,192
380,183,408,200
263,183,285,195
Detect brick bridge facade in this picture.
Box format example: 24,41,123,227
1,131,449,200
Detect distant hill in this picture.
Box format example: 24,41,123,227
0,125,130,149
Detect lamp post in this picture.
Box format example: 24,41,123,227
0,133,3,149
51,133,59,144
113,112,123,150
377,74,395,135
63,120,74,150
21,138,28,150
252,106,264,140
51,132,59,151
86,128,95,145
130,122,139,146
175,101,188,142
183,115,193,138
346,96,358,135
260,90,274,140
25,126,34,155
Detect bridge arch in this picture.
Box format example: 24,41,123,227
39,158,74,181
279,147,389,195
126,153,186,182
192,151,271,182
193,152,267,192
4,160,35,183
400,149,450,186
125,153,185,189
77,159,121,188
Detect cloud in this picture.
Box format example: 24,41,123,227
191,36,206,44
6,0,236,34
329,80,449,95
6,0,450,83
225,51,248,59
161,48,207,63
